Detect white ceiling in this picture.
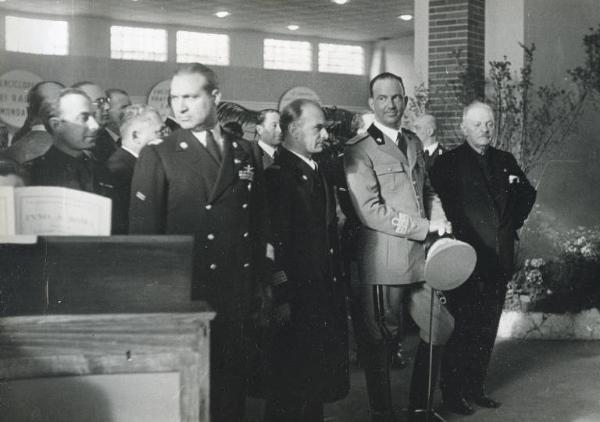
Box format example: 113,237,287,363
0,0,414,42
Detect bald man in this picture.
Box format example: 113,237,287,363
413,114,445,173
431,101,536,415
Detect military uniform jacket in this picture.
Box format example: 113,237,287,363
128,128,267,321
431,143,536,281
265,147,349,403
343,123,446,285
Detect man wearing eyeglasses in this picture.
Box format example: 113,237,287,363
72,81,118,162
107,104,166,234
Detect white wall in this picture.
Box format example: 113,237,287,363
485,0,525,73
0,11,372,114
371,36,417,98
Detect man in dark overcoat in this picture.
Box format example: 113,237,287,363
264,99,349,422
128,63,268,422
431,101,536,415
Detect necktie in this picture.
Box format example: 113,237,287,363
396,132,407,157
205,130,222,163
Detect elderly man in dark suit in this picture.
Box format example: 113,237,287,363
128,63,268,422
344,72,453,422
263,99,349,422
107,104,165,234
431,101,536,415
413,114,445,174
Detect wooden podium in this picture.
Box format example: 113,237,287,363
0,236,215,422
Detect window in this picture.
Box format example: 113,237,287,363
318,43,364,75
110,26,167,62
5,16,68,55
263,39,312,71
176,31,230,65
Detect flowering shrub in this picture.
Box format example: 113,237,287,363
506,225,600,313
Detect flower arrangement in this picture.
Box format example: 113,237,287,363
506,225,600,313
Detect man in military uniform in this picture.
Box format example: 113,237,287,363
413,114,446,174
27,88,115,201
128,63,267,422
264,99,349,421
344,72,453,422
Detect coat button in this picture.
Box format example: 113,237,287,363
329,248,334,254
209,263,217,270
247,183,252,191
205,205,212,210
242,203,248,209
243,262,250,268
243,232,249,238
207,234,215,240
333,276,337,282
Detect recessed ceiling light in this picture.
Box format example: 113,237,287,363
287,24,299,31
215,11,230,18
332,0,349,4
398,14,413,21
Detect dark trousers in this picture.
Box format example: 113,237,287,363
441,275,507,399
351,282,453,418
210,319,248,422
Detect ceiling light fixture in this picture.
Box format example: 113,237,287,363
398,14,413,21
287,24,299,31
332,0,349,4
215,11,230,18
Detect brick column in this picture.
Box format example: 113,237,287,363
428,0,485,144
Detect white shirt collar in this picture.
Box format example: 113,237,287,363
31,124,46,132
191,126,222,148
106,127,120,142
121,145,139,159
258,140,277,158
373,120,402,144
424,142,439,155
286,147,317,170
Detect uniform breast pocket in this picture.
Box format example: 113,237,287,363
376,165,406,192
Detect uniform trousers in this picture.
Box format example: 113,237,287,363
440,274,507,399
351,279,454,417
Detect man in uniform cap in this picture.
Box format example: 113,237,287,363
344,72,453,422
128,63,268,422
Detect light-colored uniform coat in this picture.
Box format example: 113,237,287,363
344,124,446,285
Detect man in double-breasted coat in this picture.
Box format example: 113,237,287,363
431,101,536,415
128,63,267,422
344,73,453,422
264,99,349,422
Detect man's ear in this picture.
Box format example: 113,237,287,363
49,117,61,133
131,130,139,141
256,124,264,137
460,123,467,137
212,89,222,106
368,97,375,113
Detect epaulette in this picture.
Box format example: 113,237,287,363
345,132,370,146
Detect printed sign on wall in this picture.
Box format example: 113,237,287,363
0,70,42,128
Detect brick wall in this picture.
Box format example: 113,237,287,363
428,0,485,144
